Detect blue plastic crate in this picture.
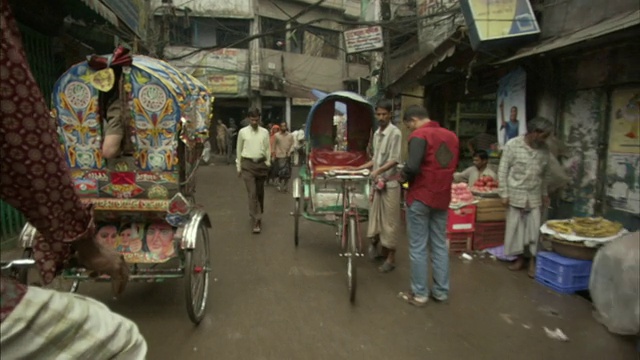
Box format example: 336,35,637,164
535,277,587,294
535,251,592,291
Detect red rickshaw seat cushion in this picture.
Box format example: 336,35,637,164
309,149,369,176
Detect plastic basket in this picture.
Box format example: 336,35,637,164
535,251,592,292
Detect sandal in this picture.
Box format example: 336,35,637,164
378,261,396,273
397,291,427,307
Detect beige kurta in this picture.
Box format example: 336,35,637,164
366,124,403,249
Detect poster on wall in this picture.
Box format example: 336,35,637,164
606,153,640,214
496,67,527,147
608,88,640,154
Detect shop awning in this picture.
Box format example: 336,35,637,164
80,0,119,27
496,10,640,64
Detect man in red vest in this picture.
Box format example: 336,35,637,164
398,105,459,306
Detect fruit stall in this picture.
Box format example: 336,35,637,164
447,175,506,253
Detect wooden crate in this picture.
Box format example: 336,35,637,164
476,198,506,222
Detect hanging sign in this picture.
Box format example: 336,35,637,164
343,26,384,54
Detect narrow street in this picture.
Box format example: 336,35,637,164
74,161,637,359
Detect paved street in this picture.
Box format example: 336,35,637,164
74,162,635,359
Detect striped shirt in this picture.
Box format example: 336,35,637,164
498,136,550,208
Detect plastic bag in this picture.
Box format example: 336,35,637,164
589,232,640,335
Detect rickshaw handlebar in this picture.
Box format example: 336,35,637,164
325,169,370,180
1,258,35,271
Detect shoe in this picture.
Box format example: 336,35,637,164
398,291,428,307
508,256,525,271
432,293,448,302
252,220,261,234
378,261,396,273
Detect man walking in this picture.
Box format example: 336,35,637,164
498,117,552,277
274,122,295,192
398,105,459,306
355,99,402,273
237,108,271,233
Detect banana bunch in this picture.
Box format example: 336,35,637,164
572,217,623,238
546,217,623,238
546,220,574,234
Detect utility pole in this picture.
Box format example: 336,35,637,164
381,0,391,93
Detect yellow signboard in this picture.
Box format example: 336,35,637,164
208,75,238,94
463,0,539,42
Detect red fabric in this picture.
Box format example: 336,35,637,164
406,122,459,210
87,46,133,70
1,0,95,292
309,149,368,176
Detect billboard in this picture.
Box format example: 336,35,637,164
460,0,540,50
343,26,384,54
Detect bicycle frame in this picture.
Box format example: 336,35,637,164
339,178,364,256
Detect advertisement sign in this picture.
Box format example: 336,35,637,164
343,26,384,54
208,75,238,94
292,98,315,106
496,67,527,147
461,0,540,50
608,87,640,154
606,153,640,214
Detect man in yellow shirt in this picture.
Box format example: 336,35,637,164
102,99,124,159
236,108,271,233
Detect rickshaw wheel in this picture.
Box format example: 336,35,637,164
293,198,301,246
185,221,210,325
18,248,80,292
347,217,357,303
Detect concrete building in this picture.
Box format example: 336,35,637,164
152,0,369,130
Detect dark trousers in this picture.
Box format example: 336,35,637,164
241,159,268,221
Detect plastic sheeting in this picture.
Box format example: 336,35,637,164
589,232,640,335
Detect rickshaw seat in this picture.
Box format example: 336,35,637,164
309,149,369,177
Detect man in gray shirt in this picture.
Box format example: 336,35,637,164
356,99,402,273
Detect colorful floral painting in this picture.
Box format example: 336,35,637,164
52,64,104,170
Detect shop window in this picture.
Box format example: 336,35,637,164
304,27,340,59
347,53,369,65
214,19,250,49
261,17,287,50
159,17,249,49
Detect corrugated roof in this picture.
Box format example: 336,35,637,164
496,10,640,64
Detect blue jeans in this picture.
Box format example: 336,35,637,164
406,200,449,298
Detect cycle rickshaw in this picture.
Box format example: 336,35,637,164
291,91,375,302
17,48,213,324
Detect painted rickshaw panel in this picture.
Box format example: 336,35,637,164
50,55,212,264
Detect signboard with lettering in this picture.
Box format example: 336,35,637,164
208,75,238,94
343,26,384,54
460,0,540,50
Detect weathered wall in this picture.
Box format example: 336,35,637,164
260,49,369,92
150,0,253,18
539,0,638,38
257,0,346,31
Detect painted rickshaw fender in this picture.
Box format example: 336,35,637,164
180,209,211,250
